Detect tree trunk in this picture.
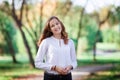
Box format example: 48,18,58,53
6,31,17,63
93,33,98,61
23,26,38,52
24,6,38,52
76,8,84,53
76,0,88,54
12,0,35,67
19,25,35,67
93,10,111,61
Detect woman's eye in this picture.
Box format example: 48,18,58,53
51,25,54,27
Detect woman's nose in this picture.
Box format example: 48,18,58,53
54,25,58,28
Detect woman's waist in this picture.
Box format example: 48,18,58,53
44,71,71,76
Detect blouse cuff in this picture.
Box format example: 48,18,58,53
71,62,77,69
47,65,53,71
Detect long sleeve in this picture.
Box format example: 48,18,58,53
70,39,77,69
35,39,52,71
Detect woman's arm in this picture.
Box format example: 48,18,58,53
35,39,52,71
70,39,77,69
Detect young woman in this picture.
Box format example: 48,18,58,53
35,16,77,80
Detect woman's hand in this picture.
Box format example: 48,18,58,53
55,66,68,75
64,65,73,73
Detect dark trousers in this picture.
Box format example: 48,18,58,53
44,72,72,80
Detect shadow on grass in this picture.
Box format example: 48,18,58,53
82,64,120,80
2,74,42,78
0,60,30,70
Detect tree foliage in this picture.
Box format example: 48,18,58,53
0,11,18,54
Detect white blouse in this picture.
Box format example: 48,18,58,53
35,36,77,74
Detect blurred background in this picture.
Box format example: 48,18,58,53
0,0,120,80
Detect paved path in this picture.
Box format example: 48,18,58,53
72,64,114,80
13,64,114,80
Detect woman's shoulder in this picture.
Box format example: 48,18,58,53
39,37,51,46
68,38,75,47
68,38,74,44
42,37,52,43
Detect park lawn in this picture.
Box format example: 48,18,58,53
0,56,42,80
83,64,120,80
0,50,120,80
77,51,120,66
0,62,42,80
77,50,120,80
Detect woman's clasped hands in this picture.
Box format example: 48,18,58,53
55,65,73,75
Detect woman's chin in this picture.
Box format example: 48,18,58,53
54,31,61,34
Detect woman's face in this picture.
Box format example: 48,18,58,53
49,18,62,35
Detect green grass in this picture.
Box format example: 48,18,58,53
0,48,120,80
0,62,42,80
97,43,119,50
0,56,42,80
76,48,120,80
77,51,120,66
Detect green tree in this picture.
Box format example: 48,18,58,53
0,0,35,67
108,6,120,47
0,11,17,63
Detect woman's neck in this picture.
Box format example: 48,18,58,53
53,34,61,39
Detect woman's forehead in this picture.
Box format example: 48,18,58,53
50,18,59,24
